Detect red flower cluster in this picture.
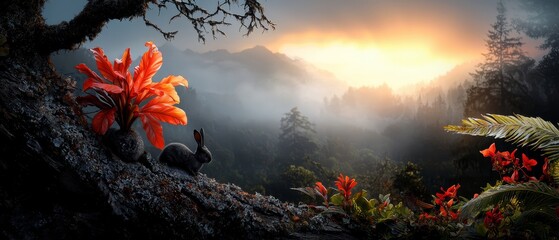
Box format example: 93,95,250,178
336,174,357,200
484,206,503,229
419,184,460,222
435,184,460,220
335,174,357,209
480,143,541,184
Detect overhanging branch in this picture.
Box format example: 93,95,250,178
152,0,275,42
40,0,275,53
41,0,151,54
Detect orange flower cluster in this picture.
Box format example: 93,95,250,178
76,42,188,149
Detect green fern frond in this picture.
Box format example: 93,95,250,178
512,208,559,239
444,114,559,162
460,182,559,218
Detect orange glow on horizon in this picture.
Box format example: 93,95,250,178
269,29,483,88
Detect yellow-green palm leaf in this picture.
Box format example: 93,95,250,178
444,114,559,162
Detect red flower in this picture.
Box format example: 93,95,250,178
484,206,503,228
314,182,329,207
503,170,519,184
522,153,537,171
419,212,436,221
440,205,448,217
434,184,460,221
480,143,497,157
473,193,479,199
498,149,516,167
315,182,328,197
449,210,459,220
76,42,188,149
335,174,357,201
435,184,460,205
446,184,460,198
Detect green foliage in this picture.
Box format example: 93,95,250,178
446,113,559,238
292,176,413,227
290,186,319,200
461,181,559,218
330,193,343,206
282,165,317,189
393,162,429,201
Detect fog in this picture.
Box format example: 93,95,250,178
51,43,481,200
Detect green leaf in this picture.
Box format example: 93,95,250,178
354,194,371,212
290,187,318,199
368,198,378,208
330,193,343,206
379,193,391,205
320,206,347,216
461,181,559,218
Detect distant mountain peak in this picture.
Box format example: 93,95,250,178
237,45,274,56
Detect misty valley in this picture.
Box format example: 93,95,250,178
53,43,477,199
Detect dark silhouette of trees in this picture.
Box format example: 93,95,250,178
465,1,534,116
516,0,559,52
516,0,559,122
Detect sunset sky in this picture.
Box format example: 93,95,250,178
43,0,542,88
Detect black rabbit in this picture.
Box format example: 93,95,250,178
159,128,212,175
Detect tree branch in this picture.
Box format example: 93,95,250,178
40,0,151,54
40,0,275,53
146,0,276,42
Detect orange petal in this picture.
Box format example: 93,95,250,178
140,105,187,125
139,114,165,149
114,48,132,75
134,42,163,94
143,95,176,109
92,108,115,135
150,83,179,103
90,82,124,94
159,75,188,88
90,47,117,83
75,63,103,82
349,179,357,190
480,143,496,157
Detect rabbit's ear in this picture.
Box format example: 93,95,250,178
200,128,205,146
194,129,202,146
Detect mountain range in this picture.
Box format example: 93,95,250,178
51,44,476,123
52,44,349,122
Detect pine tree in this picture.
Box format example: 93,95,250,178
278,107,318,164
517,0,559,122
465,1,534,116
